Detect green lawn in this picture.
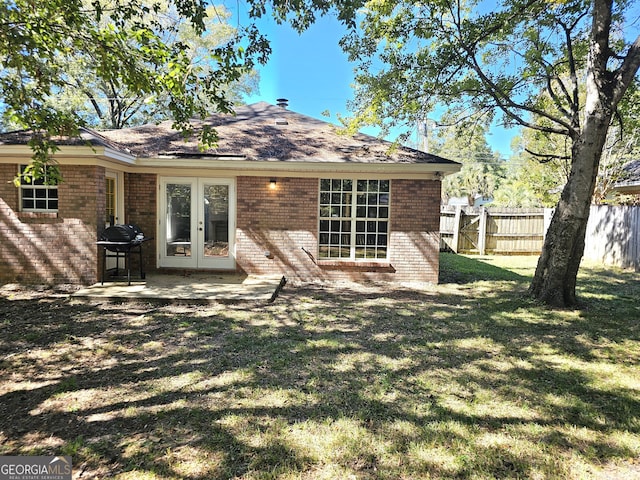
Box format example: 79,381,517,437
1,254,639,479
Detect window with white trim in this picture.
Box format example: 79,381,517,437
19,165,59,212
319,179,390,260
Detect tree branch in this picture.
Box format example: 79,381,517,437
451,1,577,137
525,147,571,162
83,89,104,120
545,76,573,122
611,35,640,106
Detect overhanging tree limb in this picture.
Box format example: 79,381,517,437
1,0,268,182
450,2,578,136
524,148,571,162
612,35,640,104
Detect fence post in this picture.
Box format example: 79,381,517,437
478,207,487,255
452,205,462,253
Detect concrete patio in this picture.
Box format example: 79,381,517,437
72,273,286,304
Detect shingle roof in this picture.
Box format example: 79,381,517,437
618,160,640,186
0,128,125,151
611,160,640,194
0,102,458,167
97,102,456,165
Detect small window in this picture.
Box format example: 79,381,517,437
319,179,390,260
19,165,59,212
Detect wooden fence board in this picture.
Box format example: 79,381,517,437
440,206,545,254
440,205,639,270
583,205,640,270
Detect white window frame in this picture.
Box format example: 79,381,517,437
318,179,390,261
19,165,59,213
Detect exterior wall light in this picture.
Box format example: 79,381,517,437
269,178,277,190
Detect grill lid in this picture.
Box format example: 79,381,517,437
100,224,143,243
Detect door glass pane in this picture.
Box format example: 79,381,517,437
166,183,192,257
105,177,116,226
203,184,229,258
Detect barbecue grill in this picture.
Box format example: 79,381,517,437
97,224,150,285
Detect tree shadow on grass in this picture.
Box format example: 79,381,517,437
439,252,530,284
576,263,639,298
1,277,639,479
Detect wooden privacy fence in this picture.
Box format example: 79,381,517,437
440,205,639,271
583,205,640,271
440,206,548,255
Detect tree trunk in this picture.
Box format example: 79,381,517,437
529,114,610,307
527,0,640,308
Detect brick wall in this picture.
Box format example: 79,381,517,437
1,169,441,285
236,176,320,282
124,173,157,274
0,164,103,284
389,179,441,284
236,176,441,284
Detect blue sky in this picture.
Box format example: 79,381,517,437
243,13,518,158
245,16,354,122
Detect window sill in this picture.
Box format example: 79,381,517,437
17,211,61,223
318,260,395,272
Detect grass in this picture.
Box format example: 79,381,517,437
0,254,639,479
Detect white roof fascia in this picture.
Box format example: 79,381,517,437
101,147,137,165
0,145,135,164
0,145,39,157
0,145,460,177
135,157,461,176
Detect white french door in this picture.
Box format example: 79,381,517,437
159,177,236,269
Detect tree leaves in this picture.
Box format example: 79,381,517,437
341,0,614,141
0,0,267,183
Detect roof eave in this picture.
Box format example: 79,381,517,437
613,182,640,194
0,144,136,165
135,157,461,177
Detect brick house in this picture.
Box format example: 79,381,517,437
614,159,640,195
0,102,459,285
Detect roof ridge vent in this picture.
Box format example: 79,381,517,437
276,98,289,109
